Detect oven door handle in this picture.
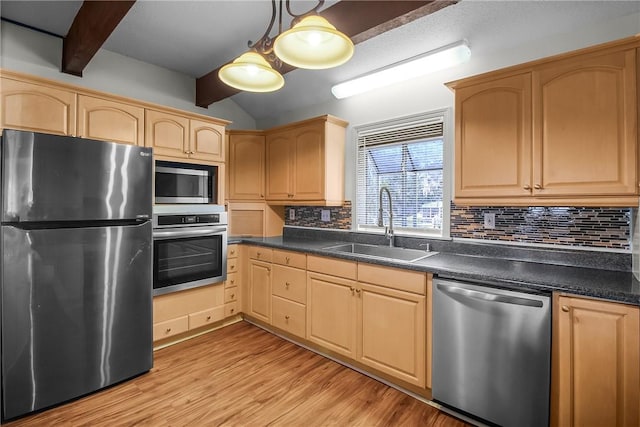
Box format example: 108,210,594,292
153,226,227,240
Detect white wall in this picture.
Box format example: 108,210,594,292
256,11,640,202
0,21,257,129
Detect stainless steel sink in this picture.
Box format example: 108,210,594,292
322,243,437,263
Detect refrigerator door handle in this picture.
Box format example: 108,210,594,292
436,283,544,308
152,226,227,240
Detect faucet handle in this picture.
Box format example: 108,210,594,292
419,243,431,252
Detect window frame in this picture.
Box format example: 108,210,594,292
353,109,452,239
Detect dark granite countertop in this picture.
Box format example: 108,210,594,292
229,235,640,306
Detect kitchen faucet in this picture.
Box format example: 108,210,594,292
378,186,394,247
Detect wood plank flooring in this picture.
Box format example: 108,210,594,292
5,321,469,426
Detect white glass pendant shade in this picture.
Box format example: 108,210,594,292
218,51,284,92
274,15,354,69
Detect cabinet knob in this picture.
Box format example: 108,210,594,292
285,257,290,264
349,286,355,295
165,328,172,333
523,185,531,190
206,315,211,321
231,264,235,270
561,305,570,312
285,315,290,320
230,280,235,285
285,282,290,288
260,194,264,198
356,289,361,296
257,252,261,258
534,184,543,190
230,308,235,314
231,293,235,299
230,250,235,255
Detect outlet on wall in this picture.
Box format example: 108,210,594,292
289,209,295,220
321,209,330,222
484,212,496,229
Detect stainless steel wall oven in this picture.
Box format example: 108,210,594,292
152,205,227,296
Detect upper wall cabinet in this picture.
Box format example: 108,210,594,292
1,77,76,136
265,115,348,206
448,36,639,206
146,109,225,163
228,131,266,201
78,95,144,146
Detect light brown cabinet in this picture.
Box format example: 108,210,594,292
265,115,347,206
145,109,225,162
226,202,284,237
270,250,307,338
1,76,76,135
449,37,639,206
152,284,225,343
552,294,640,427
227,131,265,200
224,244,240,318
247,247,272,323
77,95,144,146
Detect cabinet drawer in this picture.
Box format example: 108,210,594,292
153,316,188,341
272,295,306,338
228,244,239,259
224,287,238,303
249,246,273,262
188,306,225,329
227,259,239,274
225,272,238,289
307,254,357,280
273,250,306,269
272,264,306,304
358,263,426,295
225,301,239,317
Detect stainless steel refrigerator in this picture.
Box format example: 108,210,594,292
0,129,153,421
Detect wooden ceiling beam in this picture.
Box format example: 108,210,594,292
62,0,136,77
195,0,458,108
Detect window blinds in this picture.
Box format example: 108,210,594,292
356,115,445,233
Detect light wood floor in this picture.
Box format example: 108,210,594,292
5,321,469,426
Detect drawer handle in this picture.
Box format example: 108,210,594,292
230,280,235,285
285,315,290,320
230,250,235,255
355,289,361,297
165,328,172,333
231,293,235,299
257,252,261,258
561,305,570,312
349,286,355,295
230,264,235,270
285,282,290,288
534,184,542,190
523,185,531,190
230,308,235,314
206,315,211,321
285,257,290,264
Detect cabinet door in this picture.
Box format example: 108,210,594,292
145,109,189,157
454,73,532,199
228,133,265,200
265,131,294,200
292,123,325,201
190,119,225,162
357,282,426,387
533,49,637,196
552,295,639,427
248,259,271,323
77,95,144,146
306,271,356,358
1,78,76,136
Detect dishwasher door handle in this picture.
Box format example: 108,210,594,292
436,283,544,308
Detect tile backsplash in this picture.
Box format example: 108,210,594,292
284,200,631,250
450,203,631,250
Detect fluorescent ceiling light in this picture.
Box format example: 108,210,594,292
331,40,471,99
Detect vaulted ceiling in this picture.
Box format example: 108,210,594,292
2,1,639,121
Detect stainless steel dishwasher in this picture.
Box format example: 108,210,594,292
432,278,551,427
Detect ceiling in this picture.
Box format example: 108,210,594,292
1,0,639,121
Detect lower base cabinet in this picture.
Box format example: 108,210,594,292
271,295,306,338
552,294,640,427
153,284,226,342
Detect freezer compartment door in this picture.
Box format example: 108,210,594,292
2,129,152,223
1,222,153,421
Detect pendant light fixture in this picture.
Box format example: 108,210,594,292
218,0,353,93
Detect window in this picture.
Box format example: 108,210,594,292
355,111,450,236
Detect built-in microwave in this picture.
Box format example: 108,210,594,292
155,160,217,204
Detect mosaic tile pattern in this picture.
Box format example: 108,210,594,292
450,203,631,250
285,201,352,229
